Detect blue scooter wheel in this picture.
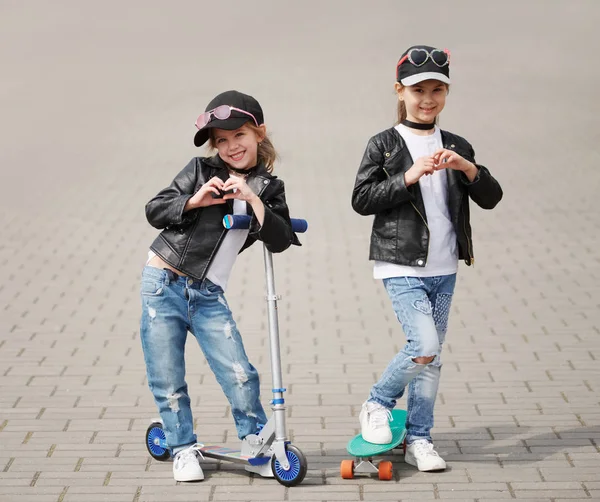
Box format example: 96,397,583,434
271,444,307,487
146,422,170,461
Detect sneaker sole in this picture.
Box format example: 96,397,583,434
174,472,205,482
404,453,446,472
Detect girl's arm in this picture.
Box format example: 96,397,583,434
352,138,415,216
461,161,503,210
145,158,201,229
434,146,503,210
249,180,297,253
462,145,503,209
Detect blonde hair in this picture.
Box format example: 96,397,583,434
394,82,449,125
208,123,278,173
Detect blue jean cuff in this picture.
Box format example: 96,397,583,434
171,441,197,455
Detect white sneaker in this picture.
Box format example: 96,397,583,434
359,401,393,444
405,439,446,471
173,444,205,482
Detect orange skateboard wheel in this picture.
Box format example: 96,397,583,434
340,459,354,479
378,460,393,480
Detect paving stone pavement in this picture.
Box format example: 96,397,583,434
1,1,599,501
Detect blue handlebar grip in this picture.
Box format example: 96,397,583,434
223,214,251,229
223,214,308,233
291,219,308,233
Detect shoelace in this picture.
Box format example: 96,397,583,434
369,407,393,428
412,439,439,457
174,443,205,467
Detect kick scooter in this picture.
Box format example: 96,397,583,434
145,214,308,487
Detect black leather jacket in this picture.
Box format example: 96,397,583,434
146,155,299,280
352,127,503,267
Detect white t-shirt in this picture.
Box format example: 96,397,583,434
206,198,249,290
146,198,249,291
373,124,458,279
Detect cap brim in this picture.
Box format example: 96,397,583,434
400,72,451,86
193,117,250,147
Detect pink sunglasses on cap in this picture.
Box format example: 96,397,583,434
195,105,259,130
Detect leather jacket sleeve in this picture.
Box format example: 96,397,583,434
461,146,503,210
352,136,415,215
248,180,300,253
145,158,200,229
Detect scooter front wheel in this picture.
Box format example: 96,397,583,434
146,422,170,461
271,444,307,487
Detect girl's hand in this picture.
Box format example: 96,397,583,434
222,175,266,226
404,156,436,186
433,149,478,181
221,175,258,203
186,176,227,210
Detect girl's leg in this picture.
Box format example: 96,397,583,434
368,277,441,410
188,280,268,440
140,267,197,453
405,274,456,442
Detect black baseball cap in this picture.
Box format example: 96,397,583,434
193,90,264,147
396,45,451,86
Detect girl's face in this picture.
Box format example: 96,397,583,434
396,80,448,123
213,123,266,170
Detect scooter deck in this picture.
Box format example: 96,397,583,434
199,445,270,466
347,409,407,458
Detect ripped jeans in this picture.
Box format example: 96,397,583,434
139,266,267,453
368,274,456,444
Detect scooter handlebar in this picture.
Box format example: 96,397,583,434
223,214,308,233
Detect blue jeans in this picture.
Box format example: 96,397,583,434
368,274,456,444
139,266,267,453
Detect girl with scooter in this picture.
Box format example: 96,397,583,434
141,90,299,482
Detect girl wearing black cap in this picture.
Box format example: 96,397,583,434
352,46,503,471
140,90,298,481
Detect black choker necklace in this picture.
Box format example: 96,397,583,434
401,119,435,131
227,165,255,175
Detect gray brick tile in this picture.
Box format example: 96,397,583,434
513,491,588,499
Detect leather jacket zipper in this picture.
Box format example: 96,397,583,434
444,142,474,266
461,204,474,265
200,226,229,280
383,166,430,266
410,201,430,265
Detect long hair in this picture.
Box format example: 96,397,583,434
208,123,279,173
395,88,407,125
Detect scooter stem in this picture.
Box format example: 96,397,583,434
263,245,288,442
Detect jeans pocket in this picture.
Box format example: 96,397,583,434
383,276,424,296
203,279,223,295
141,275,166,297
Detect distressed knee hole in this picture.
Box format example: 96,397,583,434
232,362,249,386
412,355,435,364
167,392,181,413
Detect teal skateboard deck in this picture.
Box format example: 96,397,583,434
347,409,407,457
342,409,407,480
